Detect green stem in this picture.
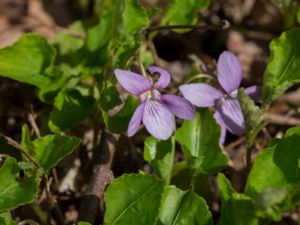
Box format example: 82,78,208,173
184,74,214,84
246,145,253,173
31,203,49,225
138,60,147,77
143,20,230,34
53,204,65,225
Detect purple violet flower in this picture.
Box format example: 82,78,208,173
114,66,196,140
179,51,261,143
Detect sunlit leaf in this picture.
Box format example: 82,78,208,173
0,212,17,225
162,0,209,27
37,66,74,103
158,186,212,225
245,126,300,198
104,173,164,225
255,188,288,221
175,109,228,174
78,222,92,225
51,21,85,56
262,28,300,104
217,173,258,225
0,34,55,88
33,135,81,172
144,137,175,183
113,0,150,67
0,157,42,212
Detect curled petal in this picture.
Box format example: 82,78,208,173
128,102,146,137
244,85,262,102
217,98,245,135
114,69,151,95
214,111,227,144
179,83,223,107
143,100,174,140
217,51,242,94
148,66,171,89
161,94,195,119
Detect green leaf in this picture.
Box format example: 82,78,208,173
217,173,258,225
119,0,149,39
245,128,300,198
158,186,212,225
297,8,300,23
51,21,84,56
100,83,122,111
113,0,150,67
86,14,114,52
262,28,300,104
144,137,175,183
76,1,121,73
0,212,17,225
37,66,74,103
102,96,139,133
238,88,264,146
21,124,34,156
77,222,92,225
162,0,209,26
170,162,213,205
0,157,42,212
175,109,228,174
255,188,288,221
49,86,97,132
104,173,164,225
33,135,81,172
0,34,55,88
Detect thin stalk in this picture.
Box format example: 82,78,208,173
142,20,230,34
31,203,49,225
138,60,147,77
184,74,214,84
0,133,41,169
53,204,65,225
246,145,253,173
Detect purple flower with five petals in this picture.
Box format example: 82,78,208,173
179,51,261,143
114,66,196,140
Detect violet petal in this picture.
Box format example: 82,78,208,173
161,94,196,119
214,110,227,144
114,69,151,95
143,99,174,140
217,51,242,94
148,66,171,89
244,85,262,102
218,98,245,135
128,102,146,137
179,83,223,107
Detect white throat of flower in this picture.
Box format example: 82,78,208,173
147,89,161,101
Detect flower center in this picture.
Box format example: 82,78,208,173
148,89,161,101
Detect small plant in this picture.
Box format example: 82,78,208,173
0,0,300,224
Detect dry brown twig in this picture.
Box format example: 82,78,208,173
28,109,41,138
78,129,120,224
263,112,300,126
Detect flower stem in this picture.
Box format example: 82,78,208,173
138,60,147,77
30,203,48,225
246,145,253,173
142,20,230,34
184,73,215,84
